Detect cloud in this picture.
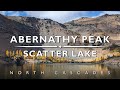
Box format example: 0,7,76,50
0,11,20,16
0,11,89,23
1,11,120,23
0,11,6,15
98,11,120,16
23,11,120,23
25,11,89,23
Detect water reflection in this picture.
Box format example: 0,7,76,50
0,63,120,79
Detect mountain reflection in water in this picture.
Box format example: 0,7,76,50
0,63,120,79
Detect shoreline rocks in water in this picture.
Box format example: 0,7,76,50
0,56,120,65
103,57,120,65
0,56,26,65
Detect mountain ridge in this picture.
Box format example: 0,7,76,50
65,14,120,34
0,14,120,58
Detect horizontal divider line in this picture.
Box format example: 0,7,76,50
15,46,104,48
63,46,104,48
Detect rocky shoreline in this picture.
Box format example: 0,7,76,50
0,56,26,65
0,56,120,65
102,57,120,65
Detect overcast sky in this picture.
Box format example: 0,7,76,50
0,11,120,23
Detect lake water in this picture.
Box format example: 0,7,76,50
0,63,120,79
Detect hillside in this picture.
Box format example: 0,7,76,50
0,14,119,61
65,14,120,34
0,14,79,56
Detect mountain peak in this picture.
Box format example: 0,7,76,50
65,14,120,34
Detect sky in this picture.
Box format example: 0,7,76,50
0,11,120,23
